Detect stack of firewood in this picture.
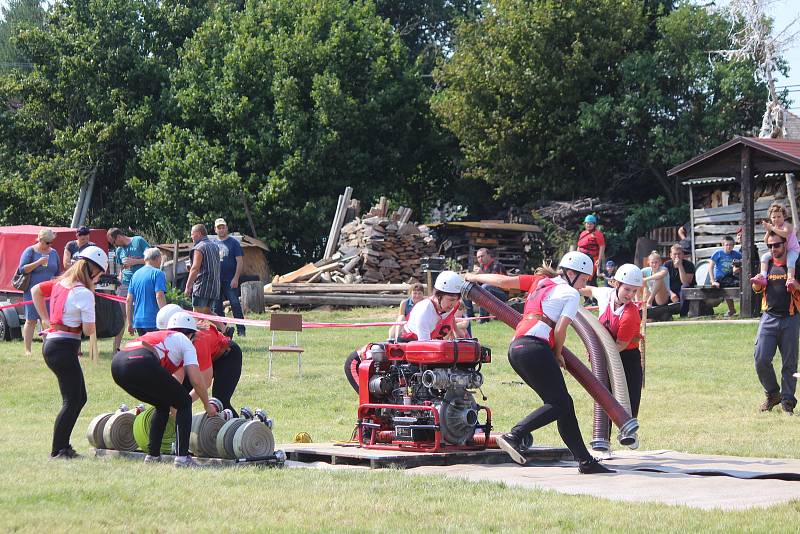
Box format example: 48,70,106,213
337,203,437,283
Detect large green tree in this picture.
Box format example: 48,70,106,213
0,0,45,70
432,0,768,205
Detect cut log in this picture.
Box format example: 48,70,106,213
240,280,265,314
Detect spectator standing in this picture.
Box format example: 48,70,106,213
18,228,60,357
641,251,670,307
184,224,221,316
751,232,800,414
576,214,606,283
108,228,149,351
126,248,167,336
211,218,245,337
463,248,507,325
62,226,96,269
678,222,692,255
598,260,617,286
709,235,741,317
663,244,696,317
753,203,800,290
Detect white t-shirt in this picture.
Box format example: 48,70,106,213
47,282,95,340
403,298,448,341
521,278,580,340
595,286,623,319
153,332,199,368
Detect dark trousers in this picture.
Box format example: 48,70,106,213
136,327,157,336
607,348,643,436
43,337,86,455
213,281,245,334
111,349,192,456
181,341,243,417
507,336,592,462
754,312,799,403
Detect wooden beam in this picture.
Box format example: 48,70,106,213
740,146,754,318
689,186,695,264
323,187,353,260
263,294,402,307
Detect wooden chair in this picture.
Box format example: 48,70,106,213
268,313,304,378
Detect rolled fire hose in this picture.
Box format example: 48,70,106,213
216,418,249,459
574,308,635,449
190,413,227,457
102,410,138,451
232,420,275,458
462,282,639,442
86,412,114,449
133,407,177,454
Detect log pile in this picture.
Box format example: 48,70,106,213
533,198,627,234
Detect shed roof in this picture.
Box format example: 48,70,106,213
668,136,800,179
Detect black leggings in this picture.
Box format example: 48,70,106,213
111,349,192,457
619,348,643,418
507,336,592,463
43,337,86,455
212,342,242,416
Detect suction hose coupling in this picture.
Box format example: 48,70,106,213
617,418,640,446
590,439,611,452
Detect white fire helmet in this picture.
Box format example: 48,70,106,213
434,270,465,294
614,264,643,287
76,245,109,273
558,251,594,276
167,312,198,332
156,304,184,330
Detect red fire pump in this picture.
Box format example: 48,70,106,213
355,339,493,452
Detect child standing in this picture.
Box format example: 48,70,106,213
752,203,800,289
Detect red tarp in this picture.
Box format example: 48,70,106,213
0,225,108,294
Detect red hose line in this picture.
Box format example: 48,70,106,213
463,282,637,435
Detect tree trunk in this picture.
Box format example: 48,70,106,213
240,280,264,314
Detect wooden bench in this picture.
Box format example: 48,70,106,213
682,287,740,317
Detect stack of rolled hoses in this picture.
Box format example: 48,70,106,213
86,412,115,449
232,421,275,458
133,407,177,454
102,410,138,451
462,282,639,442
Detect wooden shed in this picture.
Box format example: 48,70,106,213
668,136,800,317
427,220,542,273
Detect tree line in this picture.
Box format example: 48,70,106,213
0,0,775,270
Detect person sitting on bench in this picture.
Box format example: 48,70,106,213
641,251,669,307
709,235,741,317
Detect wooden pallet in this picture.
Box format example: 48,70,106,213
91,448,285,468
281,442,573,469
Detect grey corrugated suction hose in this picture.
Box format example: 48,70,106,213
233,420,275,458
190,413,227,457
102,410,138,451
217,418,249,459
86,412,114,449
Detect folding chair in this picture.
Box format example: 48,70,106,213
268,313,304,378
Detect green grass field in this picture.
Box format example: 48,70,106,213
2,307,800,532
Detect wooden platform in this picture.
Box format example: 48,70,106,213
281,442,573,469
91,448,285,468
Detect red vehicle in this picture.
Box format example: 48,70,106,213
0,225,118,341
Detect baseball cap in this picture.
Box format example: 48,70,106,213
214,218,227,227
76,226,91,236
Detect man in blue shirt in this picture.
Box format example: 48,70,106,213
126,248,167,335
709,235,742,317
107,227,150,350
212,218,246,337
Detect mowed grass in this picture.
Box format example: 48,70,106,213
2,307,800,532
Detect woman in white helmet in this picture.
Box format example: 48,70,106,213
111,311,216,468
402,270,467,341
580,263,644,424
465,252,614,474
157,304,243,416
31,245,108,459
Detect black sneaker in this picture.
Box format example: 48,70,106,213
237,330,246,338
781,399,795,415
51,445,81,460
497,433,527,465
578,458,615,474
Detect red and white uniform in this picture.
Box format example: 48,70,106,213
39,279,95,340
595,287,641,350
402,297,458,341
513,275,581,347
122,330,198,373
192,326,230,371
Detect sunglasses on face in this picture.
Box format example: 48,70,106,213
767,242,786,249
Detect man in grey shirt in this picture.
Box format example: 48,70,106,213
184,223,221,316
